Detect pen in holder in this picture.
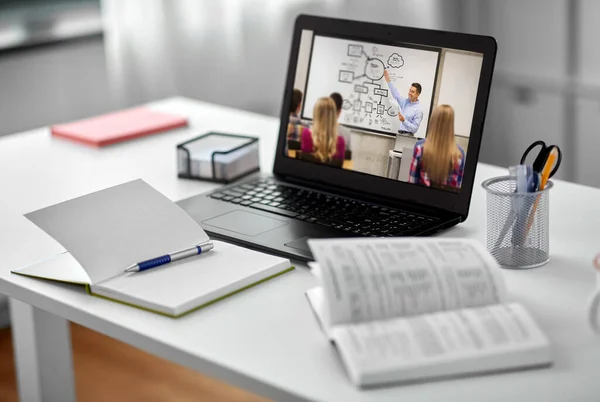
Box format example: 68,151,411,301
482,176,553,269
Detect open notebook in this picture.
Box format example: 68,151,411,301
12,179,293,317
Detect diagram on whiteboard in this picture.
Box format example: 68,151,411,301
302,35,439,137
337,44,407,129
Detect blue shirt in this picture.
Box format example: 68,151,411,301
387,81,423,134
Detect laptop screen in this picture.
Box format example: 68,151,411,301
284,30,484,193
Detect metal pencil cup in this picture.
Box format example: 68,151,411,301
482,176,553,269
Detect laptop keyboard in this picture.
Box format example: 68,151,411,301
209,178,439,236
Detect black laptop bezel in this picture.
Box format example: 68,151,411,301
273,14,497,220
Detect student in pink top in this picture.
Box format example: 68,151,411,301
301,97,345,163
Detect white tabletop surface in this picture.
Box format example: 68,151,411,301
1,97,599,401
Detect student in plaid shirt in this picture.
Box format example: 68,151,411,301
408,105,465,189
287,88,305,143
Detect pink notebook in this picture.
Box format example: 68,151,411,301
51,107,188,147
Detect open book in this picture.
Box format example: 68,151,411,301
306,238,551,387
12,179,293,317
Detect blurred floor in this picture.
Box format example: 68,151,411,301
0,323,269,402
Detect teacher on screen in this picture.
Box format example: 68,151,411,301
384,69,423,136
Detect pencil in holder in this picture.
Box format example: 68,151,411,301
482,176,553,269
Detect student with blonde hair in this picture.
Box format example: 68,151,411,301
408,104,465,189
301,97,345,163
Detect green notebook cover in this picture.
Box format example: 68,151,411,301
12,246,294,318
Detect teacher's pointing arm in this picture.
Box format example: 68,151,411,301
384,69,406,104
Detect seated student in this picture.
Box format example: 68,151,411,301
408,104,465,189
301,97,345,163
329,92,352,157
287,88,305,149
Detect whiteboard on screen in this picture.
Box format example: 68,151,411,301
436,51,483,137
302,35,439,138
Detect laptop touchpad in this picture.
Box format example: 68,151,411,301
202,210,287,236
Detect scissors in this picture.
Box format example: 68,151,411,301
520,140,562,177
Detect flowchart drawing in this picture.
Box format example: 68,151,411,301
347,44,363,57
365,59,386,81
335,43,407,129
387,53,404,68
338,70,354,83
301,34,440,137
303,34,440,138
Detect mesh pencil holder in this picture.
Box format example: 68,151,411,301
482,176,553,269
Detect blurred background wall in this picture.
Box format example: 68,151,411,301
1,0,599,187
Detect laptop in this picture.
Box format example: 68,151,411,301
178,14,497,261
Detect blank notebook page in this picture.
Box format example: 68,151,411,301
25,179,210,285
91,241,291,315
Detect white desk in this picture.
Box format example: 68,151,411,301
1,97,599,402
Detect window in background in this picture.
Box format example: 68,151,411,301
0,0,102,51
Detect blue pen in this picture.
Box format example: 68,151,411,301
124,241,214,273
527,168,537,192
